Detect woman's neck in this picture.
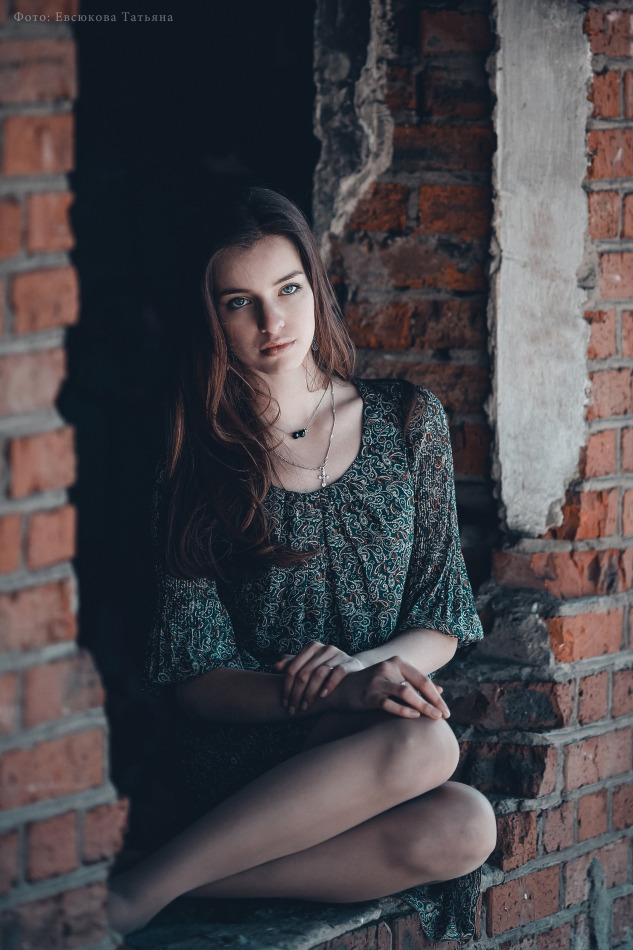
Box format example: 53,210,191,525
257,364,329,433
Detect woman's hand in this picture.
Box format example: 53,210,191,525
274,641,363,715
330,655,451,720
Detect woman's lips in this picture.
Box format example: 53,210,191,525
260,340,294,356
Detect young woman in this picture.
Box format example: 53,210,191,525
108,188,497,941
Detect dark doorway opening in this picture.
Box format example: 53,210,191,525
62,0,319,848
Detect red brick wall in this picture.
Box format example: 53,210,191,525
0,3,125,946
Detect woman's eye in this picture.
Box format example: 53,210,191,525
280,283,300,296
226,296,249,311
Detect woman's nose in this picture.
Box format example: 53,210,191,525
258,301,285,334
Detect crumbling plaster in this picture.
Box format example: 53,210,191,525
489,0,592,536
313,0,395,246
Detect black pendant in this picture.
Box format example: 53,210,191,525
292,429,307,439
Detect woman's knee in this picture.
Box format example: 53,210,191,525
402,783,497,880
380,716,460,800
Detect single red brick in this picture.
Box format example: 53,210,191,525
578,672,609,724
612,783,633,831
543,801,575,854
0,673,18,735
393,124,494,173
623,488,633,535
8,426,75,498
344,301,411,349
457,741,557,798
12,266,79,334
623,427,633,474
0,348,66,414
0,882,107,949
536,922,571,950
0,514,21,574
385,65,415,112
622,310,633,356
450,423,491,477
26,192,74,253
0,729,104,808
410,298,486,350
599,253,633,300
549,489,618,540
0,199,21,258
0,40,76,105
622,194,633,240
581,429,616,478
82,798,129,863
452,681,574,731
605,10,633,58
419,11,492,54
14,0,79,13
592,71,621,119
499,938,534,950
625,71,633,119
588,193,619,240
418,65,490,120
613,668,633,717
390,912,455,950
546,610,622,663
2,113,74,176
565,838,629,907
589,368,633,418
530,549,633,600
588,130,633,180
26,811,78,881
490,811,537,872
577,791,608,842
486,866,559,936
584,10,606,54
348,183,409,232
381,238,487,293
26,504,76,570
564,728,632,791
613,892,633,945
23,650,104,728
0,579,75,652
586,309,616,359
417,184,491,238
0,830,19,895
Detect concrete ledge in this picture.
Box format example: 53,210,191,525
120,867,502,950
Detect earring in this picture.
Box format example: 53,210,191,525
311,339,319,352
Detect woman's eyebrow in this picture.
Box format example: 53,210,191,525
218,270,304,298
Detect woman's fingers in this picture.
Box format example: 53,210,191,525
282,642,338,713
388,663,450,719
389,681,444,719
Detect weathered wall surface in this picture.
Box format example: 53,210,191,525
0,4,125,948
491,0,591,537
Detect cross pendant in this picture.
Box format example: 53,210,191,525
319,466,329,488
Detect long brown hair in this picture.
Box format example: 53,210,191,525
164,188,356,581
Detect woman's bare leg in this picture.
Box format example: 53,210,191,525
185,782,496,903
108,714,459,935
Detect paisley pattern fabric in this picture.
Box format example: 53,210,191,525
143,378,484,942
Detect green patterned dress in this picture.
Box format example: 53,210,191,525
143,378,485,942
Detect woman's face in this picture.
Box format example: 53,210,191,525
214,235,316,380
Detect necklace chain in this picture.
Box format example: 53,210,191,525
272,384,328,439
273,382,336,488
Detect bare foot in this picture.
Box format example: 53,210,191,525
107,884,156,937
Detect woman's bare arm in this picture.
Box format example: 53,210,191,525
354,627,457,676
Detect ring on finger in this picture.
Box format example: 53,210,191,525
399,679,407,686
